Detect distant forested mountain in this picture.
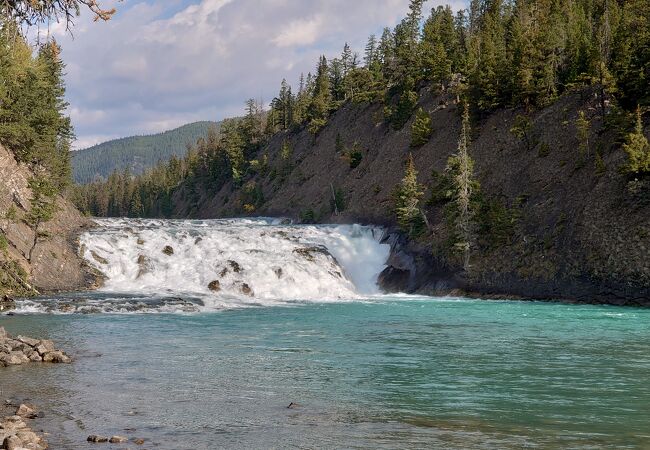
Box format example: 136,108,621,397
72,121,219,184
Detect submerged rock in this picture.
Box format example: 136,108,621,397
87,435,109,443
109,436,128,443
162,246,174,256
208,280,221,292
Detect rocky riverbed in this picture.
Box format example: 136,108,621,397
0,328,70,367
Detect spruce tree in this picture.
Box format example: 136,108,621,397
411,108,433,147
395,153,424,235
446,105,477,271
623,108,650,174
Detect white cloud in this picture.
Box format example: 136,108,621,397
54,0,465,148
273,16,324,47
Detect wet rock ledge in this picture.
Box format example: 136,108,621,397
0,327,71,367
1,403,48,450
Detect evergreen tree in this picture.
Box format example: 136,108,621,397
395,153,424,235
308,56,331,133
411,108,433,147
623,108,650,174
446,106,477,271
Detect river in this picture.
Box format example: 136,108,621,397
2,218,649,448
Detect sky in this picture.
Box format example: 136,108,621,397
45,0,466,149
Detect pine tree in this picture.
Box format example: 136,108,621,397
395,153,424,234
308,56,331,133
623,108,650,174
411,108,433,147
446,105,477,271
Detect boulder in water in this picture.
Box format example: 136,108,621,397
292,246,330,262
90,250,109,265
136,255,151,279
208,280,221,292
162,245,174,256
136,237,145,245
87,435,109,443
241,283,253,297
109,435,128,443
228,260,242,273
15,404,36,419
273,267,283,279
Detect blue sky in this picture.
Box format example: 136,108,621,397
50,0,466,149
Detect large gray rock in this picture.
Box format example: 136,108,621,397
0,352,28,366
42,351,70,364
3,434,22,450
16,336,40,348
34,340,54,356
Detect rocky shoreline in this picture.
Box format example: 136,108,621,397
0,327,70,367
1,403,49,450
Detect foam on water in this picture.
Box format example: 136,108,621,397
34,218,391,312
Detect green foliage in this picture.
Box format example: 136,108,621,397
387,85,418,130
576,111,591,159
445,106,478,270
343,142,363,169
510,114,533,151
476,197,520,249
411,108,433,147
622,109,650,174
0,232,8,253
538,142,551,158
72,122,218,184
0,31,72,193
395,154,425,235
299,209,316,224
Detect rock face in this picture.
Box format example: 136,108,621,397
0,405,48,450
0,327,71,368
0,144,97,297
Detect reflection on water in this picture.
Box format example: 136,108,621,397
2,297,650,449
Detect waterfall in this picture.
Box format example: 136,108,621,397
74,218,390,311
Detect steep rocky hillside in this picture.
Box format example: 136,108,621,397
168,87,650,305
0,145,96,297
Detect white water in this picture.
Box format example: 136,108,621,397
73,218,390,311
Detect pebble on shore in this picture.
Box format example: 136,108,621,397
1,404,48,450
0,327,71,367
